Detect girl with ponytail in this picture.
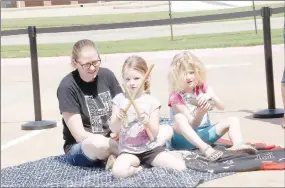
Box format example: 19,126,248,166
109,55,186,178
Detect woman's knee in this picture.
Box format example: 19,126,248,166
81,134,111,160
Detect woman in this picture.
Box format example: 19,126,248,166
57,39,173,167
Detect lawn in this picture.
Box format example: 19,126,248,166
2,28,283,58
1,3,283,31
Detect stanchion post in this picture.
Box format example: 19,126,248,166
28,26,42,121
21,26,57,130
168,0,174,41
253,7,284,119
252,1,258,34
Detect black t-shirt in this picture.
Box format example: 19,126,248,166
57,68,122,153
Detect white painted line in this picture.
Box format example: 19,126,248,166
206,63,250,68
1,130,45,151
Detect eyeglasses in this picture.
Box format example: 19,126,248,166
76,59,101,70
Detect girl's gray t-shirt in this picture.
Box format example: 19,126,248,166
112,93,161,154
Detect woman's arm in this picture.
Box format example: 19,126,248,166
172,104,206,128
110,104,124,134
62,112,92,143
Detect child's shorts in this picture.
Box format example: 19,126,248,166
171,124,222,150
121,146,165,166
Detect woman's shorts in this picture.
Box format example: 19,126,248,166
65,143,103,167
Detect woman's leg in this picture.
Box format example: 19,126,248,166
81,134,119,161
112,153,142,179
151,151,186,171
173,113,222,161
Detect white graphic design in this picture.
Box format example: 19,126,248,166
85,91,112,133
254,152,275,161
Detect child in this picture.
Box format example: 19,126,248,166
110,55,186,179
167,51,257,162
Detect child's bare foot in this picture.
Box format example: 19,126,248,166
133,165,143,174
202,146,223,162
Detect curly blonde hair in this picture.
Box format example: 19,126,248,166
122,55,151,94
168,51,206,93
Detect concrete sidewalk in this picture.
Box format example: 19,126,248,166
1,45,284,186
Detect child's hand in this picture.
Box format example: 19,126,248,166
139,112,149,125
196,101,211,114
110,132,119,141
117,109,127,120
197,94,211,107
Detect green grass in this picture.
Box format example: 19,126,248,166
1,3,284,31
2,28,283,58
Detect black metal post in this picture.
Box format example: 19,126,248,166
253,7,284,119
168,0,174,41
21,26,57,130
252,1,257,34
28,26,42,121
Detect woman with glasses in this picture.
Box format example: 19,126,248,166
57,39,173,168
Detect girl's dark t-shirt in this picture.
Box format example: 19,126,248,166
57,68,122,153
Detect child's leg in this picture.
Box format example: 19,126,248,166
214,117,257,154
151,151,186,171
214,117,243,145
173,113,223,161
112,153,142,179
156,124,174,146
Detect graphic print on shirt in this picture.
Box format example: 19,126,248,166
124,120,149,146
85,91,112,133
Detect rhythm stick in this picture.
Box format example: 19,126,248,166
122,84,154,141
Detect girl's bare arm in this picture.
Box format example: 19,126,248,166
148,108,160,138
205,86,225,111
172,104,205,128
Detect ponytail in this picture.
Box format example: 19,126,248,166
144,79,151,94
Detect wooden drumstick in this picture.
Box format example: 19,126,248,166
122,84,154,141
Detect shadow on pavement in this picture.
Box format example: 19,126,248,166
239,109,284,127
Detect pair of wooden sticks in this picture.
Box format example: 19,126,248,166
122,64,155,141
